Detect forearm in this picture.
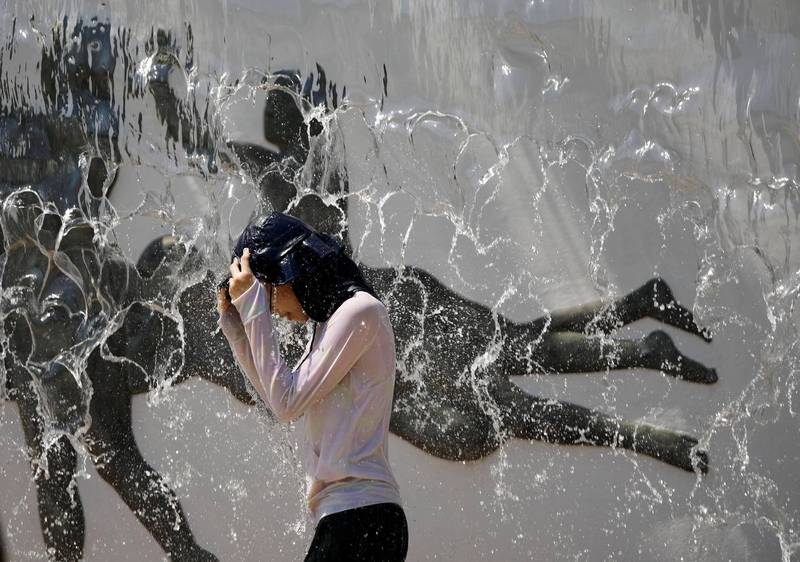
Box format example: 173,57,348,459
218,309,269,403
244,311,325,422
231,280,301,421
235,282,378,422
230,336,270,403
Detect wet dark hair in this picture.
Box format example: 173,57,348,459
289,251,378,322
229,212,378,322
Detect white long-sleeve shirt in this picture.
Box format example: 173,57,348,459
218,280,402,522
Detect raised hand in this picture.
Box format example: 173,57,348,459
228,247,256,301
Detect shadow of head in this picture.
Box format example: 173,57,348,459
262,65,339,151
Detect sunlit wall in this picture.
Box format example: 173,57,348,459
1,1,799,560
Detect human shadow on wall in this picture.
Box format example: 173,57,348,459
145,28,718,470
0,20,233,562
219,73,717,467
1,20,717,562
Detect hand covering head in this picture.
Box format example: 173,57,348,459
231,212,378,322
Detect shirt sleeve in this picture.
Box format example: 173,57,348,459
232,281,378,422
217,303,269,403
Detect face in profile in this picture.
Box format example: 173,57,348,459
269,282,309,323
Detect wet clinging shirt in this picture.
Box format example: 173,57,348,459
218,281,401,522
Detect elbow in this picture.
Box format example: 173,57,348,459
260,369,305,422
270,402,301,423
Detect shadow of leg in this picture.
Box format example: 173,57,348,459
499,327,717,383
85,374,218,562
640,330,717,383
494,382,708,473
545,277,712,342
17,394,84,562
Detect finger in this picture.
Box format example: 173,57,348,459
240,248,252,274
229,257,239,276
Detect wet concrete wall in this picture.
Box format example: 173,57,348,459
1,1,799,560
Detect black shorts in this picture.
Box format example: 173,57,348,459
304,502,408,562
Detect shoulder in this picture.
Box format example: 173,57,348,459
329,292,387,329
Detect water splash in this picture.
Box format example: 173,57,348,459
1,1,799,560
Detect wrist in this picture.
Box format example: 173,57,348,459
232,277,268,323
218,307,246,340
230,276,255,301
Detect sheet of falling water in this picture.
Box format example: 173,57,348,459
1,1,798,560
